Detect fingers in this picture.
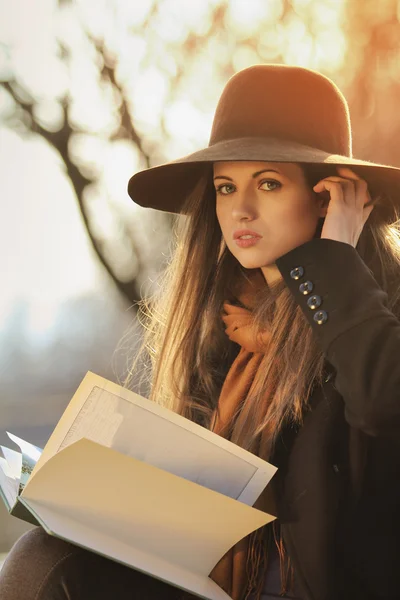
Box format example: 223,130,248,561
337,167,372,206
313,167,372,210
335,166,360,180
313,178,355,207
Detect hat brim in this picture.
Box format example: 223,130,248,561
127,137,400,220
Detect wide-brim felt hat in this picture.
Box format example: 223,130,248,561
127,64,400,222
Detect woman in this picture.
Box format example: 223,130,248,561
1,65,400,600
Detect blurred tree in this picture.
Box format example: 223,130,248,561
341,0,400,167
0,35,168,305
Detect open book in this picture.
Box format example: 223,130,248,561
0,372,277,600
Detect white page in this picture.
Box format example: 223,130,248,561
1,445,22,480
7,433,42,463
32,372,277,506
0,457,19,508
57,387,260,500
6,433,43,492
0,456,16,479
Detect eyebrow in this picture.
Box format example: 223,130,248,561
213,168,281,182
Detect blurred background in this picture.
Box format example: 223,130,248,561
1,0,400,553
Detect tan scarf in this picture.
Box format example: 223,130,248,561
208,269,280,600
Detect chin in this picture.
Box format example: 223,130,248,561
236,257,269,269
233,249,275,269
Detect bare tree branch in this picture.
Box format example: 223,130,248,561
1,79,142,305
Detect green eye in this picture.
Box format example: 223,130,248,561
215,183,236,195
260,179,281,191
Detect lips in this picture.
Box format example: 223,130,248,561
233,229,262,240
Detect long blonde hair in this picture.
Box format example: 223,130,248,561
120,162,400,459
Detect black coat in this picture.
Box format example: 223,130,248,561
271,238,400,600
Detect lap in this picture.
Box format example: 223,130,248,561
0,527,195,600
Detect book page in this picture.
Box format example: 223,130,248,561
57,386,261,501
31,372,277,505
1,445,22,480
0,456,19,509
6,433,43,493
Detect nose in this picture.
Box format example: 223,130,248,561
230,188,258,219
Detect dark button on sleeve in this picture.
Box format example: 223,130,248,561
307,294,322,310
290,266,304,280
313,310,328,325
299,281,314,295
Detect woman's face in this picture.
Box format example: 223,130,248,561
213,161,327,285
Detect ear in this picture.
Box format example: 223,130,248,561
319,205,329,218
314,190,330,217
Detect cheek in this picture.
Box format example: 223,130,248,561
216,205,227,230
267,201,317,240
280,197,317,223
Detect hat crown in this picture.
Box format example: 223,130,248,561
128,64,399,220
209,64,352,157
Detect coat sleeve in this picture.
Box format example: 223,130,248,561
275,237,400,437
